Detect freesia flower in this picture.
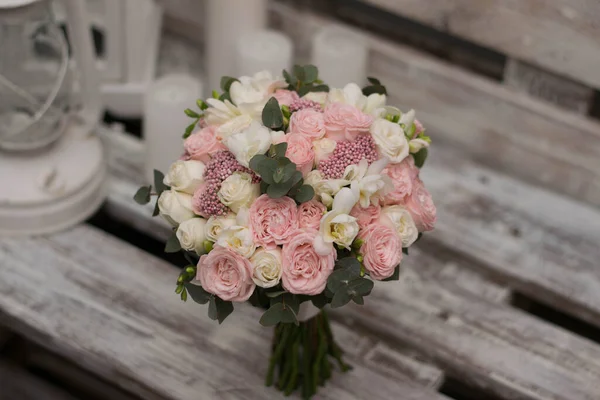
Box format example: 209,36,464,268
343,158,393,207
313,187,360,255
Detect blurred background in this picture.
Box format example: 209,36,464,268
1,1,600,400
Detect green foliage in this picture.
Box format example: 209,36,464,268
283,64,330,97
208,296,234,324
362,76,387,96
184,282,211,304
220,76,239,92
413,148,428,168
133,185,151,205
262,97,284,129
260,294,299,326
326,257,372,308
184,108,200,118
164,233,182,253
153,170,169,195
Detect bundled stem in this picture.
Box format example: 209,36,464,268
265,310,350,399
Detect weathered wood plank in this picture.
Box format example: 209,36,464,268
0,225,448,400
339,246,600,400
270,2,600,207
0,361,78,400
362,0,600,89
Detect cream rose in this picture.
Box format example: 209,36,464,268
218,172,260,213
176,218,208,254
381,205,419,247
250,247,283,288
370,118,409,164
225,121,272,167
163,160,205,194
205,213,237,242
157,189,195,226
216,225,257,258
313,138,337,164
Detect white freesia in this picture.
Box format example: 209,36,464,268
204,98,242,126
327,83,386,116
313,187,360,255
216,114,253,140
163,160,205,194
363,93,387,116
399,109,416,128
250,247,283,288
229,71,286,118
313,138,337,164
370,118,409,164
382,205,419,247
409,138,430,153
157,189,195,226
342,158,392,207
225,121,272,167
205,213,237,242
302,91,328,105
218,172,260,213
305,170,350,209
216,210,256,258
176,218,208,254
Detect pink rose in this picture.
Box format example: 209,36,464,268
249,194,299,248
290,108,326,139
404,179,436,232
382,157,419,205
184,126,226,163
358,224,402,280
298,200,326,229
324,102,373,142
282,228,336,295
278,133,315,176
350,204,381,229
196,246,256,302
191,182,209,217
273,89,300,107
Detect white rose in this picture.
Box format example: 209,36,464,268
216,114,253,141
204,98,242,126
163,160,205,194
217,225,256,258
382,205,419,247
364,93,386,116
370,118,409,164
225,121,272,167
176,218,208,254
158,189,195,226
302,91,328,105
230,71,286,119
409,138,430,153
250,247,283,288
327,83,366,109
314,187,359,255
205,213,237,242
217,172,260,214
305,171,350,209
313,138,337,164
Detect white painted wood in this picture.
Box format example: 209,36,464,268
0,226,448,400
0,361,78,400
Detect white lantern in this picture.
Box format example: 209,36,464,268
0,0,106,235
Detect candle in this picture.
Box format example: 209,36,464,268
206,0,267,94
236,30,293,77
311,25,369,88
143,74,202,184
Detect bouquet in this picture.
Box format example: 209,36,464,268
135,65,436,399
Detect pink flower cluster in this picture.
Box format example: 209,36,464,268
319,134,379,179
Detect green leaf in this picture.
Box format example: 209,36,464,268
283,69,297,87
266,290,287,298
197,99,208,110
367,77,381,85
133,185,151,204
249,154,268,173
267,182,291,198
311,293,329,309
154,170,169,195
297,85,311,97
402,247,409,255
352,295,364,305
283,293,300,315
219,92,232,102
278,163,297,183
183,121,196,139
303,65,318,83
255,158,279,185
184,108,200,118
212,90,219,99
347,278,374,296
152,200,160,217
262,97,283,129
164,233,182,253
331,289,352,308
294,185,314,203
184,282,211,304
362,84,387,96
413,148,428,168
310,84,330,93
382,266,401,281
293,65,306,81
260,302,285,326
272,142,288,158
280,307,298,325
220,76,239,92
336,258,362,277
208,296,234,324
260,180,269,194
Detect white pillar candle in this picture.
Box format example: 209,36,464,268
206,0,267,94
143,74,202,184
311,25,369,88
236,30,293,77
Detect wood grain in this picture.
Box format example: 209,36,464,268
362,0,600,89
0,361,78,400
0,226,447,400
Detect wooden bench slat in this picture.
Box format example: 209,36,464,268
362,0,600,89
0,226,447,400
0,361,78,400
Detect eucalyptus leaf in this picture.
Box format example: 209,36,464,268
352,295,365,305
262,97,283,129
363,84,387,96
260,302,285,326
249,154,268,173
152,200,160,216
310,84,330,93
260,180,269,194
154,170,169,194
266,290,287,298
297,85,311,97
164,234,182,253
402,248,409,255
347,278,374,296
336,258,362,277
184,282,211,304
208,296,234,324
283,69,297,87
272,142,288,158
413,148,428,168
294,185,314,203
367,77,381,85
311,293,329,309
280,307,298,325
133,185,151,205
256,158,279,184
331,289,352,308
280,163,297,182
267,182,291,198
293,65,306,81
303,65,318,83
220,76,239,92
283,293,300,315
219,92,232,102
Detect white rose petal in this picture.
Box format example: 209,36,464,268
409,138,430,153
205,213,237,242
217,225,256,258
382,205,419,247
216,114,253,141
250,247,283,288
164,160,205,194
176,218,208,254
314,187,360,254
204,98,242,126
370,118,409,163
225,121,272,167
313,138,337,164
364,93,387,117
327,83,366,109
218,172,260,214
158,189,195,226
302,91,328,105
